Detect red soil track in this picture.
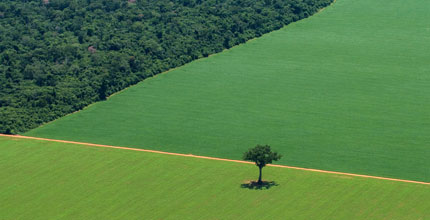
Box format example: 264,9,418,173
1,134,428,185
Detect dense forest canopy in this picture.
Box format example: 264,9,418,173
0,0,333,134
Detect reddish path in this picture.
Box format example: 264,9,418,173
1,134,429,185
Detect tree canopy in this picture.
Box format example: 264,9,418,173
0,0,333,133
243,144,282,184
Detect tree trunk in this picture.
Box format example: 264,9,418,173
258,166,262,184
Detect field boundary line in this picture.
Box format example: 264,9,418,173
1,134,428,185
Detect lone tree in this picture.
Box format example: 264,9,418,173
243,145,282,184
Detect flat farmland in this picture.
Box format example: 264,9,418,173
26,0,430,182
1,136,429,219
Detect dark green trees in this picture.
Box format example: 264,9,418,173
243,144,282,184
0,0,333,133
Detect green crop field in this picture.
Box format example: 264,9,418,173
1,136,429,219
26,0,430,182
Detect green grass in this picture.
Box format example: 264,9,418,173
25,0,430,182
1,136,429,219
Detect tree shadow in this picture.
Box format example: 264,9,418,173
240,180,278,190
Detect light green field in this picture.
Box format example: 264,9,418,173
26,0,430,182
1,136,429,219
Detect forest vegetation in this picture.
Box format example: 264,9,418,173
0,0,332,133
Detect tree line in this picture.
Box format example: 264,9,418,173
0,0,333,134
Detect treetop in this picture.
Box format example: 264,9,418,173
243,144,282,168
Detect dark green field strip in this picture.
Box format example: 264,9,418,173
26,0,430,182
1,136,429,219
